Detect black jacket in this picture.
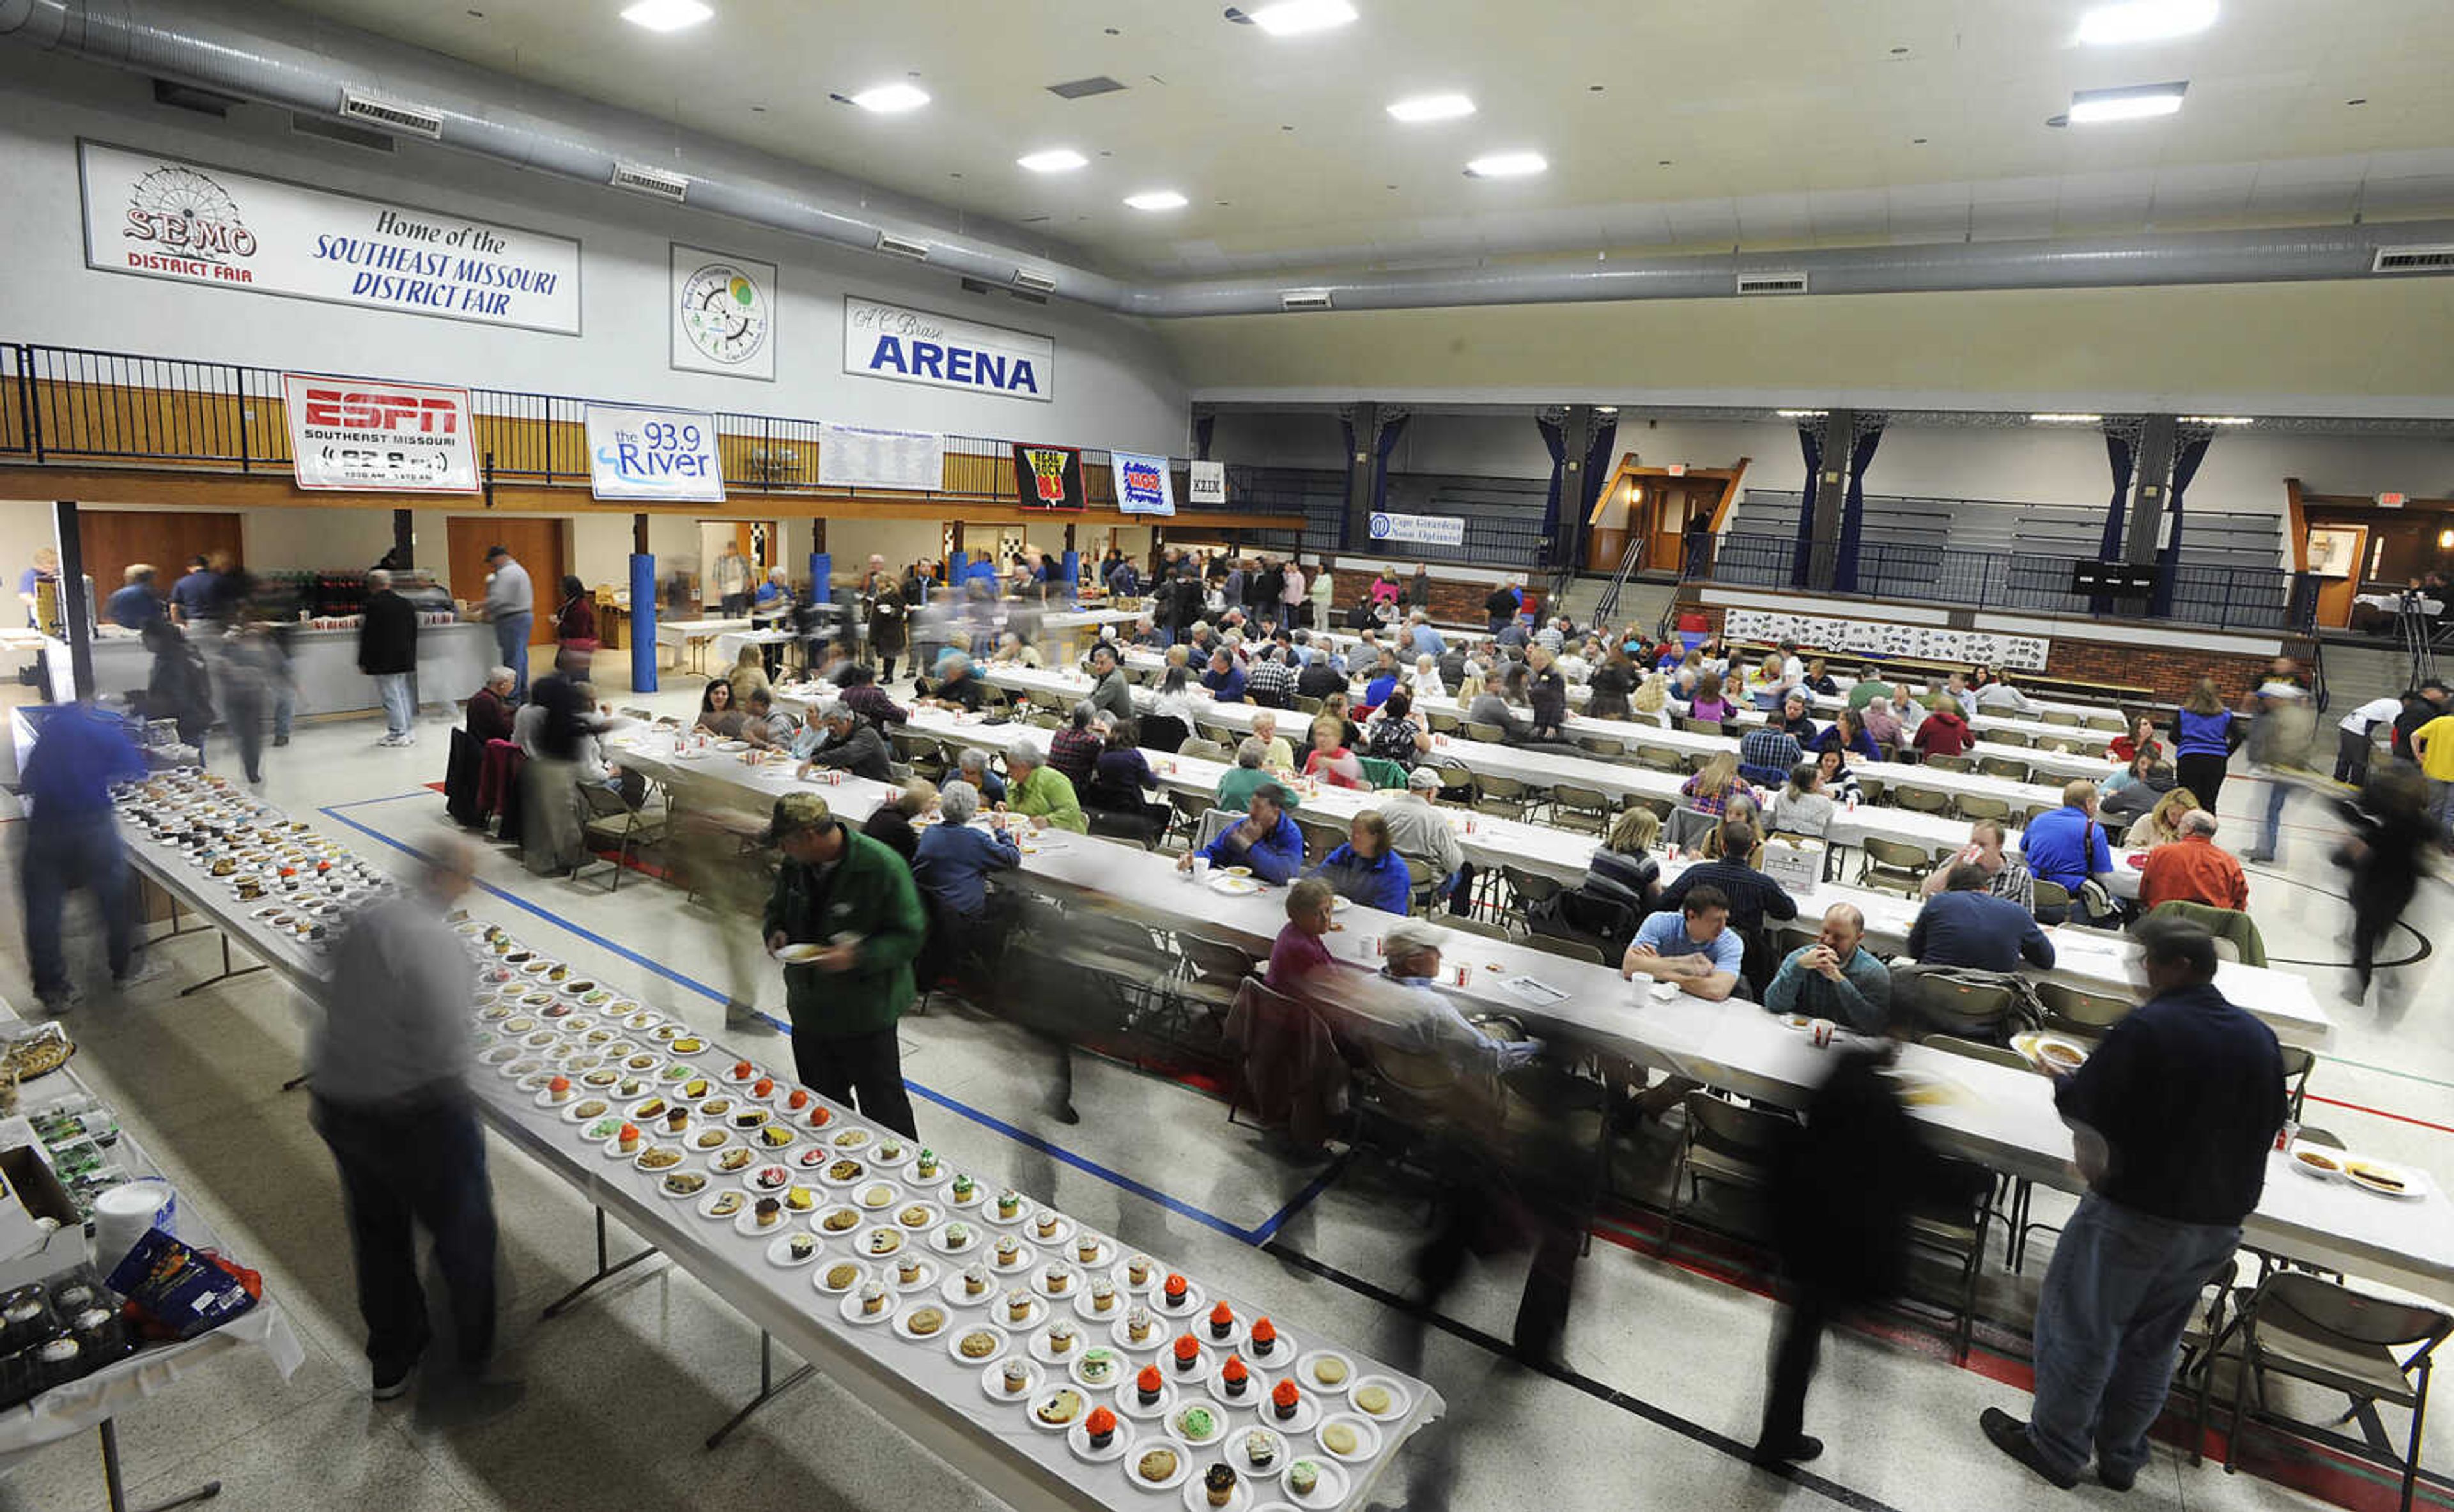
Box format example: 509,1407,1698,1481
358,590,419,676
1771,1049,1974,1303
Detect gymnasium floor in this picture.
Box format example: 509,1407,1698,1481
0,678,2444,1512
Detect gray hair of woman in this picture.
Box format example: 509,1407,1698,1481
485,665,517,688
1008,736,1045,768
1235,736,1268,769
1070,700,1096,730
957,747,991,778
938,779,981,826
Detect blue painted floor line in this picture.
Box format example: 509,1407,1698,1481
320,794,1339,1247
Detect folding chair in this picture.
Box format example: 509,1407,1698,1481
1635,744,1688,773
1177,737,1230,763
1522,934,1604,966
576,780,667,892
1463,720,1509,744
1424,708,1460,735
1975,757,2029,782
1856,837,1934,897
2038,978,2130,1038
1679,717,1726,737
1165,791,1215,851
1920,755,1973,774
1577,735,1625,760
1890,784,1954,815
1472,773,1531,821
1546,782,1614,836
2041,710,2081,727
1497,865,1564,930
1957,794,2012,824
1667,1092,1786,1252
1297,817,1347,865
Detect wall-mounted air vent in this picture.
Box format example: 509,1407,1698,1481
1012,269,1060,294
1736,272,1809,295
610,162,690,202
2372,244,2454,273
876,233,932,261
339,89,443,139
1280,289,1335,311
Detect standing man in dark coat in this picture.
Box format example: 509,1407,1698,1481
359,569,421,747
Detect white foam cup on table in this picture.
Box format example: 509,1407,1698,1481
1190,858,1210,884
93,1179,177,1271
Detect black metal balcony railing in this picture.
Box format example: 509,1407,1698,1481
0,339,1263,514
1692,530,2317,635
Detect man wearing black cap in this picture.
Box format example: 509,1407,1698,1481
762,792,926,1136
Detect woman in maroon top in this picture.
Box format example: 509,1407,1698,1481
1267,878,1340,991
465,667,517,743
554,575,598,659
1912,695,1973,760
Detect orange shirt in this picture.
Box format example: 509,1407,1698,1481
2137,833,2249,913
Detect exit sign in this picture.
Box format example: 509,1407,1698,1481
2378,492,2407,507
1665,463,1687,477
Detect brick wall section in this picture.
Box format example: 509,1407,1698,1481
1672,602,2275,704
1313,572,1541,627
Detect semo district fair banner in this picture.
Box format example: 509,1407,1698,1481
80,140,581,335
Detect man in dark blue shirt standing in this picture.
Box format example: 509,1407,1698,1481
1982,920,2284,1492
106,564,164,631
20,702,153,1008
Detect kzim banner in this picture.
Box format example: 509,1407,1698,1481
1187,459,1226,505
1012,443,1086,511
281,373,479,493
585,405,725,503
1111,451,1175,516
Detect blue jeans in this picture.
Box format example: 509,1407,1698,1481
493,613,532,701
272,683,294,741
2027,1192,2240,1483
22,814,138,996
373,672,415,739
2429,779,2454,841
2250,775,2288,861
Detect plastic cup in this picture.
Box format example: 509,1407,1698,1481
1190,857,1211,884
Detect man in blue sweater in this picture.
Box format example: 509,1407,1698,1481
1906,863,2057,973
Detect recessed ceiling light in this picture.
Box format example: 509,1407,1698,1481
2077,0,2217,45
2181,414,2255,425
2067,82,2188,122
1465,151,1547,178
1387,93,1475,123
1017,148,1088,173
620,0,711,31
1124,189,1189,210
1247,0,1357,35
2030,413,2103,423
1776,409,1828,419
850,82,930,113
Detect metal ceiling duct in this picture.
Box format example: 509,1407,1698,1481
5,0,2451,320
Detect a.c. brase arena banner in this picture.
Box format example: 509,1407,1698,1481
79,140,582,335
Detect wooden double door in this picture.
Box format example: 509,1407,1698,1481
446,517,564,644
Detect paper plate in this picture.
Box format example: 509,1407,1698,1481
981,1356,1045,1404
1067,1412,1138,1465
766,1231,823,1269
893,1302,954,1344
948,1323,1010,1366
2343,1157,2427,1199
1122,1437,1196,1493
1276,1456,1348,1508
1315,1413,1381,1463
1181,1472,1254,1512
1207,876,1264,897
837,1286,900,1327
1344,1376,1408,1423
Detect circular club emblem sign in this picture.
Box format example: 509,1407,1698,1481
679,261,771,367
1368,513,1394,538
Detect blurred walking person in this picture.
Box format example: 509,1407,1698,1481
19,700,152,1010
140,619,213,767
306,838,502,1401
478,545,533,702
2333,765,2435,1008
218,617,284,786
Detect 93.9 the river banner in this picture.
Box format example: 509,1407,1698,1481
585,405,726,503
79,140,582,335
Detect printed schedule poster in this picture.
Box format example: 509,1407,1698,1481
81,141,581,334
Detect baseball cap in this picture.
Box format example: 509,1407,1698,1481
1406,766,1443,791
1384,918,1447,959
762,792,835,844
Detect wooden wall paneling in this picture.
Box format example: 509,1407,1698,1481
445,516,564,645
75,509,242,606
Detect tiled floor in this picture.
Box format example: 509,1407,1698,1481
0,670,2445,1512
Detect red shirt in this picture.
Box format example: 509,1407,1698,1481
2110,734,2163,764
1267,922,1336,990
1913,711,1971,758
2138,833,2249,913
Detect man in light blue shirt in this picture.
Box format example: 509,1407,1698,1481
481,546,534,702
1619,884,1743,1001
1407,613,1446,660
1358,918,1543,1074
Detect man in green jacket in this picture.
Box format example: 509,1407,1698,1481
761,793,925,1136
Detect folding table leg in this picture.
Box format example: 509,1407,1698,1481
541,1207,661,1320
705,1331,816,1449
177,931,268,998
100,1419,220,1512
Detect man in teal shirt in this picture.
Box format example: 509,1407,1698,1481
1764,903,1892,1033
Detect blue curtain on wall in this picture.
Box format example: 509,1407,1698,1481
2093,431,2136,614
1193,414,1216,461
1577,417,1619,572
1833,421,1884,594
1536,414,1568,563
1371,413,1408,526
1791,423,1823,589
2150,432,2212,617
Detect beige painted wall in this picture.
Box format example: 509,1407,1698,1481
1163,279,2454,416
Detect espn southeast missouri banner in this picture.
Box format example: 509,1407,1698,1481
281,373,479,493
1012,442,1086,510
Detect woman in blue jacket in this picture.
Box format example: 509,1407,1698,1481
2167,677,2241,813
1810,707,1883,765
1306,810,1412,914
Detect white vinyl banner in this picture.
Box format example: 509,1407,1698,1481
1110,451,1176,516
1187,459,1226,505
671,244,777,380
585,405,725,503
82,141,580,334
842,296,1053,402
817,423,946,491
1368,511,1466,547
281,373,479,493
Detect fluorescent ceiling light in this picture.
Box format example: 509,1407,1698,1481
1465,151,1547,178
621,0,711,31
2067,82,2187,123
2030,412,2103,423
1123,189,1189,211
2181,414,2255,425
1249,0,1357,36
1017,148,1088,173
851,82,930,114
1387,93,1475,123
2078,0,2218,45
1776,409,1828,419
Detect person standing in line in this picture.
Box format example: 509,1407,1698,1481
2412,697,2454,841
167,554,218,625
307,838,504,1402
140,618,214,766
359,568,420,747
217,617,283,787
552,575,598,667
478,545,533,702
107,564,164,631
867,571,907,684
713,541,752,618
2167,677,2240,816
20,699,154,1010
762,793,925,1137
2333,693,2402,787
1981,920,2283,1492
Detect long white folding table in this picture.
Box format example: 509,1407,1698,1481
116,789,1443,1512
593,750,2442,1305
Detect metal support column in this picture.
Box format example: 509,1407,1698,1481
1807,411,1855,592
2120,414,2178,617
392,509,415,569
53,499,92,696
1341,401,1380,553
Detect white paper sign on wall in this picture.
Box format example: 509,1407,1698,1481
1368,511,1467,547
281,373,479,493
842,296,1053,402
1187,460,1226,505
81,140,581,334
672,244,777,380
818,424,945,491
585,404,725,503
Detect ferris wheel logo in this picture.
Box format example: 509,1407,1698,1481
122,166,258,263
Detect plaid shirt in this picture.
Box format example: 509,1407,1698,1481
1245,655,1297,705
841,683,909,730
1049,725,1104,787
1738,726,1802,785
